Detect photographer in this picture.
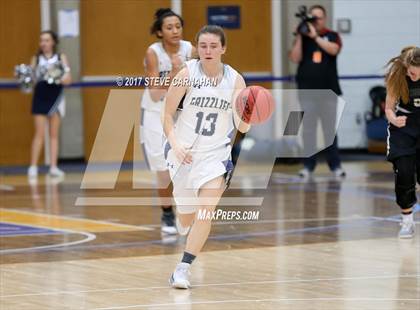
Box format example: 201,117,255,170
289,5,345,179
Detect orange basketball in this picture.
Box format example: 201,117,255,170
235,86,275,124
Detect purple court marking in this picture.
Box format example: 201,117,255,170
2,217,391,253
0,222,62,237
1,189,418,253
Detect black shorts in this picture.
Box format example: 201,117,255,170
387,110,420,162
32,81,63,115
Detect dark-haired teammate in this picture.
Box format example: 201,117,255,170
385,46,420,238
141,9,194,234
163,25,250,289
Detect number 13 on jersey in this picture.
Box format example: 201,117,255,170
195,112,218,136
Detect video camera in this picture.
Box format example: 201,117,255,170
295,5,318,36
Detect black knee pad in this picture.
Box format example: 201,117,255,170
393,156,417,209
417,166,420,185
416,150,420,185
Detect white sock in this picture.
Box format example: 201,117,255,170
402,212,413,222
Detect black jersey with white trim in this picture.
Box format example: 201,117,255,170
396,77,420,113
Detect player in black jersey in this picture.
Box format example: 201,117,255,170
385,46,420,238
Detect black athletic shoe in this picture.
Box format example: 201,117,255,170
161,212,177,234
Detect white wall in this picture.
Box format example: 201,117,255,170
333,0,420,148
51,0,84,159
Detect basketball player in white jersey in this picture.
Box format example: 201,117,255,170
163,25,250,288
141,8,195,234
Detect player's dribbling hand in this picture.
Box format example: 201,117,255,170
392,116,407,128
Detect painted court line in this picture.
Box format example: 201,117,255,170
0,208,154,232
75,197,264,206
0,184,15,191
92,298,420,310
141,215,371,228
1,219,372,253
0,229,96,254
1,274,417,298
0,222,59,237
2,213,414,254
1,216,405,254
0,231,65,238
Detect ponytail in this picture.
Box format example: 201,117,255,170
385,46,420,104
150,8,183,38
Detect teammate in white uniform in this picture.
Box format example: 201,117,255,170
163,25,250,288
141,8,194,234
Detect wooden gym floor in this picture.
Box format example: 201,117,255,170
0,161,419,309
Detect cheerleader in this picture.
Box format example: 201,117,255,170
163,25,250,288
28,30,71,179
385,46,420,238
141,9,194,234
